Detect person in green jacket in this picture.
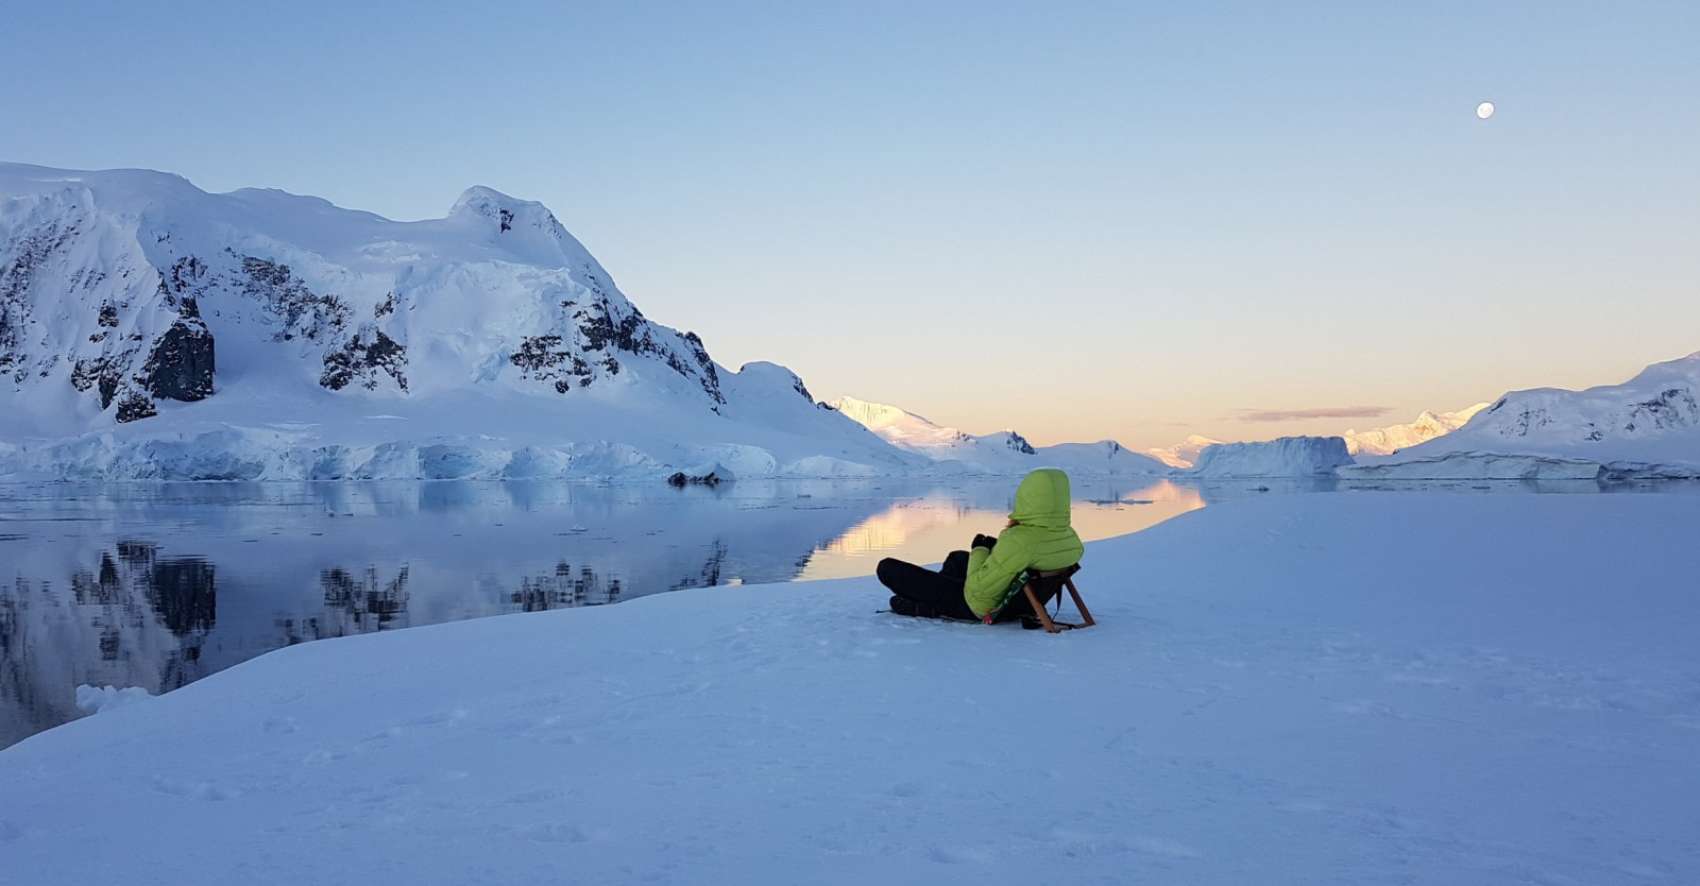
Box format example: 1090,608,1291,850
878,468,1085,621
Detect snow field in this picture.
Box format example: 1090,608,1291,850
3,492,1697,884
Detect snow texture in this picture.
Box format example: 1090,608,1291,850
1190,435,1353,477
0,163,920,481
4,492,1697,884
1350,353,1700,479
1145,433,1223,469
73,684,152,715
827,395,1168,476
1342,403,1489,456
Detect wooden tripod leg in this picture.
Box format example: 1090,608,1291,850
1022,583,1060,633
1064,578,1096,627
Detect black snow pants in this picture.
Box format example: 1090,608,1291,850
877,550,979,621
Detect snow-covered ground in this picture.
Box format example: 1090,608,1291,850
4,491,1696,884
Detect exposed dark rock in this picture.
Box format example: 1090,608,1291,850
143,319,215,402
71,356,123,407
97,303,119,327
790,373,815,403
2,215,83,381
1002,431,1037,455
667,470,724,488
498,209,514,232
156,256,208,309
238,254,350,341
115,391,157,423
1624,387,1697,434
320,330,407,392
572,298,724,404
510,334,591,393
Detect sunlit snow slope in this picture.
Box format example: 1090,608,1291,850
826,395,1167,476
1342,404,1489,456
1348,353,1700,479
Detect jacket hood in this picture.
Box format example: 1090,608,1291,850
1009,468,1072,530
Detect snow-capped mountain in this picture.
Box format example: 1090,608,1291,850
825,395,1167,476
1145,434,1223,469
1341,403,1490,456
1190,435,1354,478
0,163,920,480
1347,353,1700,479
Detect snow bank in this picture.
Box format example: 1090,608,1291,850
5,493,1697,884
1341,452,1605,481
1190,435,1353,477
73,685,153,716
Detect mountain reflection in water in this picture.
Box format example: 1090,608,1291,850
0,478,1192,747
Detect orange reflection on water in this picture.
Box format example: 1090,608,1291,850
798,480,1205,580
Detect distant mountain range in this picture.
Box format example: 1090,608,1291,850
1348,353,1700,479
4,164,1691,483
825,396,1166,477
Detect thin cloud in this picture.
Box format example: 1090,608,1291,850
1237,405,1392,423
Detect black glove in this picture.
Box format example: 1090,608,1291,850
971,533,998,551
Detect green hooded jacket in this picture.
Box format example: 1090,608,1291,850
963,468,1086,618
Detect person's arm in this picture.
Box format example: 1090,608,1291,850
963,533,1027,618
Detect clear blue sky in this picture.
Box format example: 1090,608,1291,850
4,1,1697,448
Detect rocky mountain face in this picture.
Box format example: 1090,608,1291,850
0,166,729,430
0,164,921,481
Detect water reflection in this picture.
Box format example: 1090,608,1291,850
799,480,1206,579
0,478,1192,746
11,475,1673,746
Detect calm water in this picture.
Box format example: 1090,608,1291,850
7,476,1684,747
0,477,1207,747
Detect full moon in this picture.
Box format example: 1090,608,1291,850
1476,101,1496,120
